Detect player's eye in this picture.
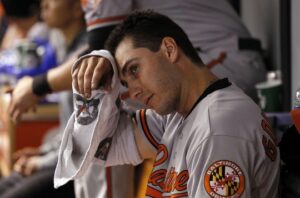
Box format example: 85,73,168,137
129,64,139,77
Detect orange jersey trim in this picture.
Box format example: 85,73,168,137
165,192,189,198
146,186,188,198
140,109,159,149
146,185,163,198
206,52,227,69
87,15,127,27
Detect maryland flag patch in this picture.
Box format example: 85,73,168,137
204,160,245,198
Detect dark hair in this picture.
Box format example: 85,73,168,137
105,10,203,65
1,0,40,18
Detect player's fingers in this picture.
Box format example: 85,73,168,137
73,58,89,94
13,162,21,173
8,91,17,117
13,148,38,159
8,95,28,123
5,89,13,113
24,163,35,176
92,58,113,90
11,107,22,123
13,156,27,174
8,99,16,119
9,106,21,123
77,59,89,95
13,150,24,161
83,57,99,98
91,58,105,90
72,64,80,93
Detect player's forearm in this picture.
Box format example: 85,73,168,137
47,57,75,92
32,57,76,97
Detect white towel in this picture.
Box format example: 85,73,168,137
54,50,121,188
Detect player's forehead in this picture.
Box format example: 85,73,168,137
115,37,142,71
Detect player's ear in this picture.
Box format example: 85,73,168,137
161,37,179,63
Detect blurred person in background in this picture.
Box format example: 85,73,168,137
0,0,47,50
0,0,65,86
0,0,86,197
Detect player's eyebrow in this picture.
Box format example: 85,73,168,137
121,58,139,77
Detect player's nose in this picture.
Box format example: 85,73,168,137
127,82,143,101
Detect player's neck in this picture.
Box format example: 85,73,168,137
178,64,217,117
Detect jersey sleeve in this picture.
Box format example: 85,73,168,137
186,135,257,198
81,0,133,31
135,109,165,151
102,109,165,166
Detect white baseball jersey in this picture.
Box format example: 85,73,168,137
134,79,280,197
81,0,266,101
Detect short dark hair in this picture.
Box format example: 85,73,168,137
1,0,40,18
105,10,203,65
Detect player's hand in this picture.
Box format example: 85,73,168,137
13,156,39,176
13,155,27,174
8,76,41,123
72,56,113,98
13,147,40,162
22,156,39,176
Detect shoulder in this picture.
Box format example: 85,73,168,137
206,84,261,125
186,85,263,142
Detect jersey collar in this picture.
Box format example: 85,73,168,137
185,78,232,119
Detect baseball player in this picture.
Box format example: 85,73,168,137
69,10,280,197
9,0,267,197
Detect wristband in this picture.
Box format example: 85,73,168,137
32,73,53,96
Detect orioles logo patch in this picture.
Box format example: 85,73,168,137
204,160,245,198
